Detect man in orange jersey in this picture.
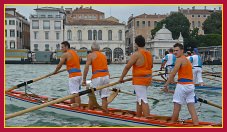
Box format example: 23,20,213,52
163,43,199,126
54,41,82,107
82,42,110,113
119,35,152,117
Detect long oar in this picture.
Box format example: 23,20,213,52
6,69,67,92
5,78,132,120
111,88,159,102
110,72,165,79
164,89,222,109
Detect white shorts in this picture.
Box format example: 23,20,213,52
134,85,148,105
193,67,203,84
68,76,82,94
173,84,196,105
90,75,110,98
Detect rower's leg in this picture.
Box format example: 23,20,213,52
102,97,108,113
171,102,181,123
141,100,150,117
136,102,142,117
187,103,199,126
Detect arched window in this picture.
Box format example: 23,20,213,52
80,47,88,50
67,30,72,40
98,30,102,40
113,48,123,59
77,30,82,40
93,30,97,40
103,47,112,62
108,30,112,40
118,30,122,41
88,30,92,40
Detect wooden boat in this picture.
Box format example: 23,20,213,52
5,90,221,127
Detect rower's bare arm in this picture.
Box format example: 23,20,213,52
82,54,92,83
119,53,138,81
54,53,66,73
165,58,181,86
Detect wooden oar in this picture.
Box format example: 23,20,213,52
5,78,132,120
202,76,222,82
111,88,159,102
164,89,222,109
203,72,222,78
6,69,67,92
110,72,165,79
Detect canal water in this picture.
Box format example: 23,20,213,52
5,64,222,127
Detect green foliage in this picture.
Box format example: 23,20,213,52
203,12,222,34
197,34,222,47
150,12,190,40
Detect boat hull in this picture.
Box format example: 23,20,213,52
5,91,217,127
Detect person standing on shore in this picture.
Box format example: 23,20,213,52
54,41,82,107
119,35,152,117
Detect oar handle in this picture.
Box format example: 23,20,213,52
6,69,67,92
6,78,132,120
197,98,222,109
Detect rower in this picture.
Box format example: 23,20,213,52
163,43,199,126
160,51,169,78
161,48,176,80
191,48,205,86
82,42,110,113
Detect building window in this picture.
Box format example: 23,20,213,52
77,30,82,40
5,41,7,49
17,31,19,38
45,44,50,51
34,31,38,39
192,21,195,28
9,20,15,25
142,21,145,27
5,20,7,25
45,32,49,40
88,30,92,40
32,20,39,29
192,15,194,17
203,15,206,17
154,21,158,27
67,30,72,40
198,15,200,17
34,44,39,51
56,32,60,40
10,41,15,49
136,21,139,27
43,20,50,29
5,30,7,37
108,30,112,40
198,21,201,27
148,21,151,27
93,30,97,40
118,30,122,41
10,29,15,37
159,49,162,58
98,30,102,40
54,21,61,29
56,44,60,50
34,32,38,39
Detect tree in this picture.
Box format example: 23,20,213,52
203,12,222,34
150,12,190,40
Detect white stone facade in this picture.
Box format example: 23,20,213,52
64,25,126,63
30,7,65,52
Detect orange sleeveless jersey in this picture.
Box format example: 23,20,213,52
91,51,109,79
66,49,82,78
132,49,152,86
178,56,194,84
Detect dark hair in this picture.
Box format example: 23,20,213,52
135,35,145,47
173,43,184,50
187,51,191,55
61,41,70,48
165,51,169,56
168,48,173,53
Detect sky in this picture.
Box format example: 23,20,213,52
6,4,222,23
